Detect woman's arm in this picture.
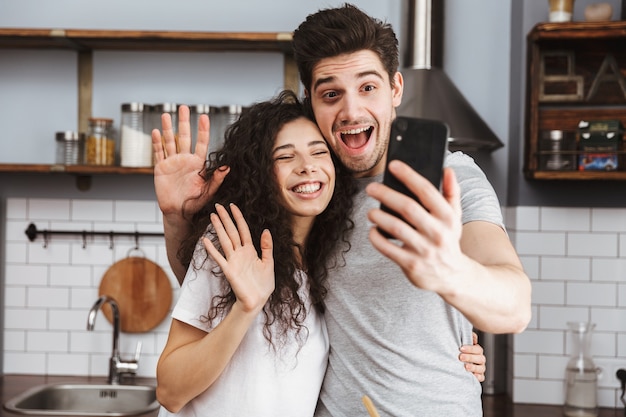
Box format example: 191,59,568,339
152,105,229,284
156,204,275,412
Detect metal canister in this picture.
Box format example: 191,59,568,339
153,103,178,136
189,104,220,154
55,131,84,165
215,104,244,151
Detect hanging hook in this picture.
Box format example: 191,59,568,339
43,230,48,249
134,231,140,250
82,230,87,249
109,231,114,250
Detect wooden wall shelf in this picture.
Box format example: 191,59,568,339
524,21,626,180
0,28,297,177
0,164,153,175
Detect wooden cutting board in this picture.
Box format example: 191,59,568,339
99,255,173,333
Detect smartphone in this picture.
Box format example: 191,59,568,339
379,116,449,237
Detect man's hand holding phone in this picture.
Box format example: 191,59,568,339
375,116,449,238
365,117,466,293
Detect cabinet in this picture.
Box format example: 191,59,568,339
0,28,297,175
524,21,626,180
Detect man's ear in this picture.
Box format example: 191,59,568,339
392,71,403,108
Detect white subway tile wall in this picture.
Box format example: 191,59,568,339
511,206,626,408
4,199,626,408
4,197,177,378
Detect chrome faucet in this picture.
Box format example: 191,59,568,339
87,295,141,384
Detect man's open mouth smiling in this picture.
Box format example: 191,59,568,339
339,126,373,149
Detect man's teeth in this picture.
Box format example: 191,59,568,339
293,183,321,194
341,127,369,135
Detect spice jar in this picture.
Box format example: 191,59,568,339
549,0,575,22
55,131,84,165
120,102,152,167
85,117,115,165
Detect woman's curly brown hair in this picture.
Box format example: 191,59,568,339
177,90,356,348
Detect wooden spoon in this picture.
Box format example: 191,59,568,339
362,395,381,417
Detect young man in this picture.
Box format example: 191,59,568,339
290,4,531,416
152,4,528,416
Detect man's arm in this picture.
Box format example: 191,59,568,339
365,161,531,334
152,105,228,284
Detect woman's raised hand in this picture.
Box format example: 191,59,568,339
203,203,275,314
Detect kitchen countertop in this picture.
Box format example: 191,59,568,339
0,374,159,417
483,394,623,417
1,375,622,417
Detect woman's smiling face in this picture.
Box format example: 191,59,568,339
272,117,336,222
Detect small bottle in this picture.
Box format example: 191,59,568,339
85,118,115,165
120,102,152,167
546,130,566,170
55,131,84,165
549,0,575,22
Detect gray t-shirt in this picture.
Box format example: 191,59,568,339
315,151,503,417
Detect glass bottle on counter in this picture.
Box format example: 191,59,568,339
85,118,115,166
563,321,599,417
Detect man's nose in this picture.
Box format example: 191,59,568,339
338,93,361,121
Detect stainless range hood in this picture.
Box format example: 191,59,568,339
397,0,504,152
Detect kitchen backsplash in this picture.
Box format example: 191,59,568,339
4,197,176,379
506,206,626,408
3,198,626,407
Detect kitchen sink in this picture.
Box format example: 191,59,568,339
3,383,160,416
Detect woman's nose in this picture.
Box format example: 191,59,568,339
299,160,318,174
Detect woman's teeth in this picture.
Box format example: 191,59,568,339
293,182,321,194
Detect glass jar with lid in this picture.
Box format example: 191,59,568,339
153,103,178,142
189,104,219,155
120,102,152,167
55,131,84,165
85,117,115,165
215,104,245,151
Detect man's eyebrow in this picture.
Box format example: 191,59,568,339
313,70,385,92
313,76,334,92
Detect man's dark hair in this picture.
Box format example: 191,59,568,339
292,3,399,93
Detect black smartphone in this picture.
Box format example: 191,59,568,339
379,116,449,237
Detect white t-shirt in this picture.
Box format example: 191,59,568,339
159,254,329,417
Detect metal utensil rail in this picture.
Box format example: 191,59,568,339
25,222,164,249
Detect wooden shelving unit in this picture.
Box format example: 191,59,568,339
524,21,626,180
0,28,296,176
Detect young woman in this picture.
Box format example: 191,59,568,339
155,90,357,416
